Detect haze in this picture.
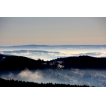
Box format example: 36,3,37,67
0,17,106,46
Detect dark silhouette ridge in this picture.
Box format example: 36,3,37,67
0,78,91,87
0,54,106,71
50,55,106,69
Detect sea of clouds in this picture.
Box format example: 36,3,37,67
1,68,106,86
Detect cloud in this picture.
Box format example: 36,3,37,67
79,81,90,86
73,70,85,78
1,72,17,80
97,53,106,57
48,53,57,55
2,69,106,86
0,50,61,60
67,48,72,49
98,83,105,87
73,52,106,57
18,69,43,80
53,51,106,58
0,50,58,53
91,72,106,86
74,52,101,56
1,69,44,82
1,69,65,83
98,82,106,87
52,71,80,84
22,51,30,55
0,51,4,54
1,46,106,61
92,72,106,80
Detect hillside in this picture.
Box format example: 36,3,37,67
0,54,106,71
0,78,90,87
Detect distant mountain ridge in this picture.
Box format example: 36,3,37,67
0,44,106,48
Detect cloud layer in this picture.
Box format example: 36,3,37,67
1,69,106,86
0,50,106,61
0,45,106,60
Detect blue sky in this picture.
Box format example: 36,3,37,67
0,17,106,46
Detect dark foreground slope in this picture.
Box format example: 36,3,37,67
0,78,90,87
0,54,106,70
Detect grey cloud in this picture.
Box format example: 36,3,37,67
73,70,85,78
1,69,106,86
91,72,106,86
99,82,106,87
1,69,58,83
79,81,90,86
73,52,106,56
0,50,60,54
53,72,78,84
1,69,72,84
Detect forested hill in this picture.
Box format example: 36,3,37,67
50,56,106,69
0,54,106,70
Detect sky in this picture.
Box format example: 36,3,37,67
0,17,106,46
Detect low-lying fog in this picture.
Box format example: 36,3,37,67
0,69,106,87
